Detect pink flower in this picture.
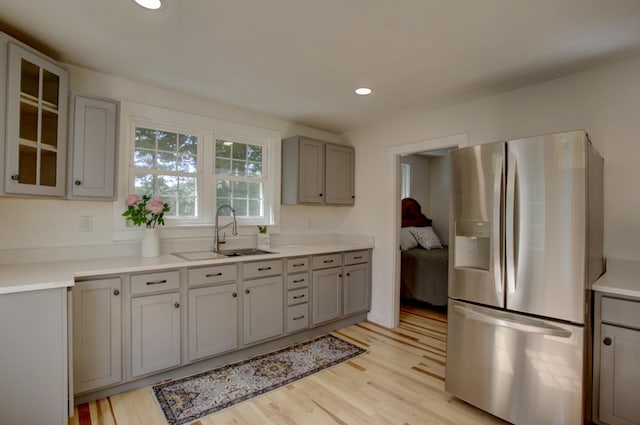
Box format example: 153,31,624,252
148,198,165,215
125,194,140,206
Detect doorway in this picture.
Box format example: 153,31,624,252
387,133,467,327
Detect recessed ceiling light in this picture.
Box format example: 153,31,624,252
134,0,163,10
355,87,372,96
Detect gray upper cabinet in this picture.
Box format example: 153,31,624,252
69,95,119,200
325,143,355,205
281,136,355,205
4,41,68,197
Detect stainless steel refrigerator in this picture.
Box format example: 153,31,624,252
445,130,604,425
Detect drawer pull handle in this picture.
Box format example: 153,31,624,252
113,289,120,296
603,337,612,346
292,315,305,320
146,279,167,285
293,279,305,283
293,294,305,299
323,259,334,263
353,256,363,259
232,292,237,298
174,302,180,308
205,272,223,277
258,266,272,271
292,263,305,267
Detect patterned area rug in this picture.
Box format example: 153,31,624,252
152,334,366,425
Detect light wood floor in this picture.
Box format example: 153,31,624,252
69,303,508,425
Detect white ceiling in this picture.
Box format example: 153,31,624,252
2,0,640,134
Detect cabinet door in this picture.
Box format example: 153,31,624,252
599,324,640,425
188,284,238,361
298,138,325,203
243,276,283,345
131,292,181,377
325,144,355,205
73,278,122,393
343,263,370,315
69,95,119,199
5,42,68,196
312,267,342,325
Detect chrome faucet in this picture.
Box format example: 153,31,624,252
214,204,238,252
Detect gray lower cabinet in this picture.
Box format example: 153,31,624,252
242,260,284,345
343,250,371,316
0,287,69,425
73,277,122,393
187,264,238,362
311,253,343,325
130,270,181,378
286,257,310,333
596,294,640,425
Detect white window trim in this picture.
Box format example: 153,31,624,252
401,163,411,199
113,101,281,240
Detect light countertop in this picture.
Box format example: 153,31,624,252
592,258,640,299
0,241,373,295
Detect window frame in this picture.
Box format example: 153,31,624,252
120,102,281,233
401,163,411,199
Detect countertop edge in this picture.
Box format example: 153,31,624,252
0,242,373,295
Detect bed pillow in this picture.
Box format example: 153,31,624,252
400,227,419,250
410,227,443,250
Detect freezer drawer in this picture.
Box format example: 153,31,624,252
446,299,586,425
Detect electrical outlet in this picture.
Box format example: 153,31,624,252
79,216,93,232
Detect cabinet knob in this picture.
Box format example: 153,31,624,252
603,337,612,346
74,180,82,186
232,292,237,298
346,273,351,277
11,174,19,181
113,289,120,296
319,193,323,197
174,302,180,308
245,289,250,294
351,195,355,199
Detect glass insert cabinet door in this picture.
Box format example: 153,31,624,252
5,42,68,196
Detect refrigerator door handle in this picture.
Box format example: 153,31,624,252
505,152,517,294
453,305,573,338
492,155,503,295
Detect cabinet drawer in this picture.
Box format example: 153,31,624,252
188,264,237,287
287,303,309,333
602,296,640,330
287,257,309,273
344,250,369,265
287,288,309,306
312,253,342,270
131,270,180,295
287,273,309,290
243,260,283,279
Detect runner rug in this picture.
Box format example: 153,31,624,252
152,334,366,425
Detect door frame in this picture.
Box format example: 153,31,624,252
387,133,468,327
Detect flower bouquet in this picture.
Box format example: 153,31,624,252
122,194,170,228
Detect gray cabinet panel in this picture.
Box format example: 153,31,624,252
242,276,283,345
73,278,122,393
69,95,119,199
312,267,342,324
343,263,370,315
325,143,355,204
599,323,640,425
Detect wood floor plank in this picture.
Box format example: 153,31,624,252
70,303,508,425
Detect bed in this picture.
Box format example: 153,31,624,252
400,198,449,307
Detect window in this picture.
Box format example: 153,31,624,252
132,127,199,218
127,106,279,228
401,163,411,199
214,138,266,218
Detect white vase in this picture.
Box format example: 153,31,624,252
141,227,160,257
257,233,270,249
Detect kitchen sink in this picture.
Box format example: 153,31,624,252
218,248,275,257
173,248,275,261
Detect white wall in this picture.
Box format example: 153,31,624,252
343,53,640,327
0,65,349,260
428,155,450,246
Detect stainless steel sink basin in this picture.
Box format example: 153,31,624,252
173,248,275,261
218,248,275,257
